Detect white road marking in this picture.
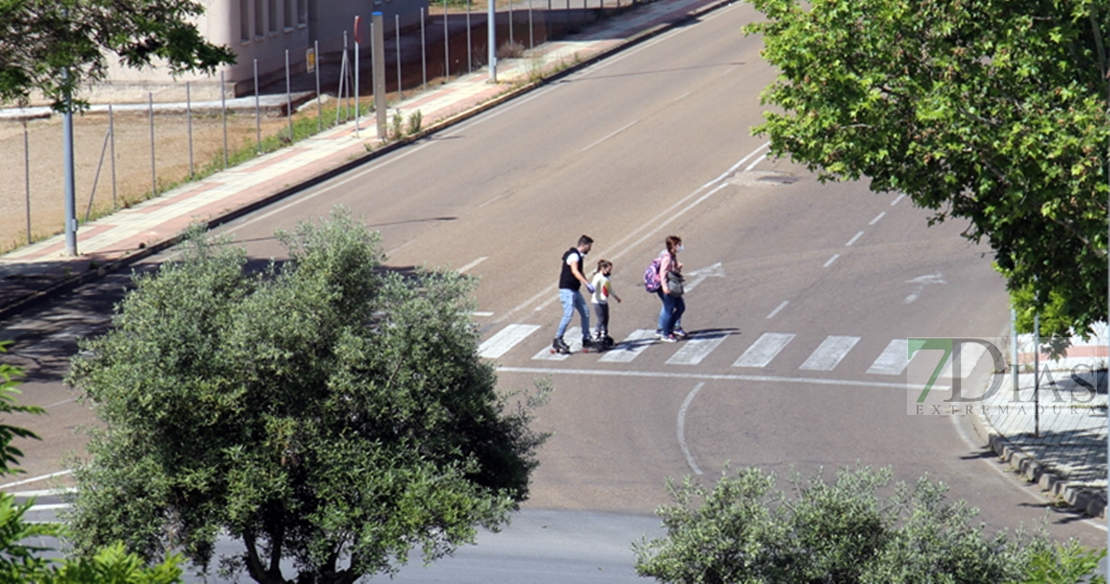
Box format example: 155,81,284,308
683,262,724,293
867,339,910,376
0,470,72,490
598,329,658,363
677,382,706,475
744,153,767,172
766,301,789,320
479,324,541,358
472,311,494,317
496,366,908,389
823,254,840,267
904,273,946,304
667,333,728,366
504,143,769,322
800,336,861,371
868,212,886,225
458,256,488,273
891,193,906,206
939,342,987,379
733,333,795,368
533,327,585,361
845,231,864,246
582,120,639,152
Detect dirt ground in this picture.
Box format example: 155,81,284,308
0,109,296,254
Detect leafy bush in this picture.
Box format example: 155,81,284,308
635,465,1097,584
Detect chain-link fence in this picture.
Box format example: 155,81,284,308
0,0,627,253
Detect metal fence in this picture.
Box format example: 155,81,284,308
0,0,628,254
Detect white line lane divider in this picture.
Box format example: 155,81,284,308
458,256,489,273
677,382,706,476
823,254,840,268
496,366,909,389
766,300,789,320
845,231,864,247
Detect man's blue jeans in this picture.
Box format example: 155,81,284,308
557,288,590,340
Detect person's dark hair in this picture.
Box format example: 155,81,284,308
665,235,682,255
578,235,594,247
594,259,612,276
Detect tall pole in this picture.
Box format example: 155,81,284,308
488,0,497,81
63,67,77,256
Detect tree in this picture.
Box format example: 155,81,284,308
0,0,235,109
633,465,1100,584
64,209,549,584
745,0,1110,338
0,342,185,583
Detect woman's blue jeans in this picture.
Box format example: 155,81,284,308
656,289,685,335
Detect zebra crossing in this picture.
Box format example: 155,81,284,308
478,324,985,378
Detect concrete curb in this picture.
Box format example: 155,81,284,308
0,0,734,324
968,406,1107,518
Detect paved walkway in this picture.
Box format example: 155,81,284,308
971,326,1108,518
1,0,1108,520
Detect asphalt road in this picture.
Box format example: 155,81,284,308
1,1,1105,580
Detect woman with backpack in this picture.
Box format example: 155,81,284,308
655,235,686,343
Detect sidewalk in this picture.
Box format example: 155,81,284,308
0,0,726,321
971,327,1109,518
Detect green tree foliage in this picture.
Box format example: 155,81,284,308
65,209,549,584
0,342,184,583
745,0,1110,338
634,465,1101,584
0,0,235,109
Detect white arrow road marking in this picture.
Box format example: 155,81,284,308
904,273,946,304
683,262,725,293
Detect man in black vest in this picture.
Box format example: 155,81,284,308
553,235,595,354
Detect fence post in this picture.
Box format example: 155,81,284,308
254,59,262,154
109,105,117,208
286,49,294,141
355,23,361,138
396,14,402,99
187,81,194,178
421,8,427,91
315,40,322,133
466,0,472,73
509,0,514,46
221,72,228,169
149,92,156,197
529,1,534,48
22,119,30,245
444,0,450,79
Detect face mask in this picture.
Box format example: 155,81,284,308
677,244,685,252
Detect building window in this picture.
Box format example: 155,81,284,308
268,0,277,34
254,0,264,38
240,0,251,42
297,0,306,26
283,0,293,29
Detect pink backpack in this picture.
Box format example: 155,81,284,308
643,257,662,292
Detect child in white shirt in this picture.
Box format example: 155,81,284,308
590,260,622,345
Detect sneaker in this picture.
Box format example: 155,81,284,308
659,334,678,343
673,328,688,339
655,329,664,339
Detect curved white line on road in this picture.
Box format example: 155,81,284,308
678,382,706,475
